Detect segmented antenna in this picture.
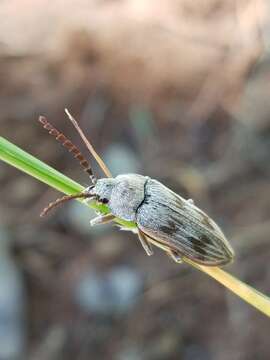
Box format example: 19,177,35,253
65,109,112,178
40,193,94,217
38,116,96,183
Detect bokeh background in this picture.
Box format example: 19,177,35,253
0,1,270,359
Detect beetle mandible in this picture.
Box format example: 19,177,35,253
39,110,234,266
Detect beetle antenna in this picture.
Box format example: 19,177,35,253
40,193,94,217
38,116,97,184
65,108,112,178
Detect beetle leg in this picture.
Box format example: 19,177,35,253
167,250,183,263
187,199,194,205
138,229,154,256
90,214,115,226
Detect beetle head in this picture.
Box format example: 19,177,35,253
86,178,116,204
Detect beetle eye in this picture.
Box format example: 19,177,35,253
102,198,109,204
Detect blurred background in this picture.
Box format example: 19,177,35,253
0,0,270,359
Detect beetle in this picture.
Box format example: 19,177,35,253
38,110,234,266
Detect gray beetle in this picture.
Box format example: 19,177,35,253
39,111,234,266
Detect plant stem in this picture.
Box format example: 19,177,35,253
1,136,270,317
0,137,84,194
187,260,270,317
0,137,135,228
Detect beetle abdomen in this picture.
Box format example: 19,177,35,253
136,179,234,266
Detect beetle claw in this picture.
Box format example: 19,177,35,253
168,250,183,263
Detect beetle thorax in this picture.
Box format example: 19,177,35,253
92,174,147,222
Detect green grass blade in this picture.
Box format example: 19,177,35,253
0,136,135,228
1,135,270,317
0,136,84,195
